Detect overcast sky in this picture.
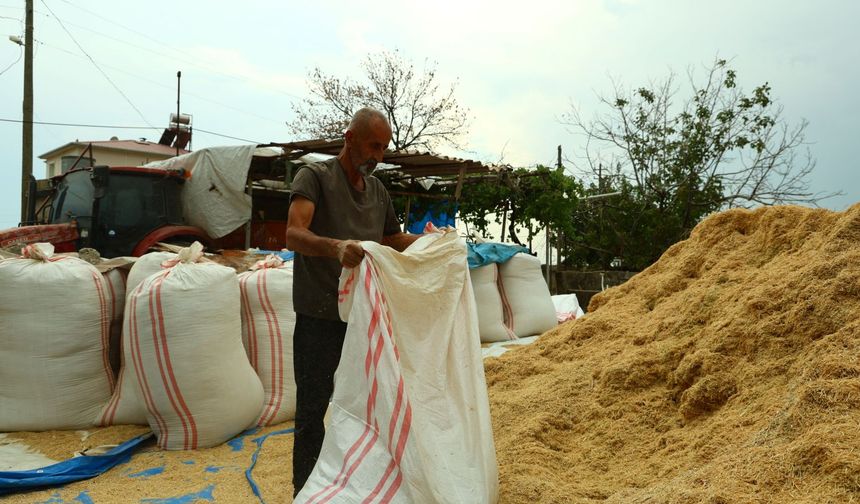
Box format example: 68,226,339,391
1,0,857,230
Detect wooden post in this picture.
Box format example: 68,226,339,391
404,196,412,230
244,178,252,249
454,166,466,201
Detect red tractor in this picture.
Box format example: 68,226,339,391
0,153,290,257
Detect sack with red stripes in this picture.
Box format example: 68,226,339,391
238,254,297,426
0,243,114,431
99,251,177,426
498,253,558,338
295,231,499,503
469,263,517,343
122,243,264,449
103,267,128,377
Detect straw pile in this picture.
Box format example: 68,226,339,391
486,204,860,503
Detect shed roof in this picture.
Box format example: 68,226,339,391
275,139,506,179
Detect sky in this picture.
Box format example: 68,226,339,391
1,0,858,231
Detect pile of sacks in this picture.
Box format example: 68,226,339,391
0,242,297,450
469,252,558,342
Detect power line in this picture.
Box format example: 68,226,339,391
49,0,305,101
0,45,21,76
0,117,262,143
32,38,286,125
39,0,158,131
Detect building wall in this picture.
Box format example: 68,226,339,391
44,147,175,178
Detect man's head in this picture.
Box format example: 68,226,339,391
343,107,392,176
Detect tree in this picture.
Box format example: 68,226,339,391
288,50,470,151
378,166,583,251
560,58,837,271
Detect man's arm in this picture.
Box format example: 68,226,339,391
381,232,421,252
285,196,364,267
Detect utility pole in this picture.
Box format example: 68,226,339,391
20,0,34,223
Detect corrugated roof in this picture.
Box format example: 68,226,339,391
275,139,506,179
39,140,189,159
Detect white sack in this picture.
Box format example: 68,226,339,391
238,255,297,426
99,251,176,426
552,293,585,322
103,267,127,376
124,243,263,449
498,253,558,338
0,243,114,431
296,232,498,504
469,263,516,343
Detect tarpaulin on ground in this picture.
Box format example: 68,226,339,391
0,433,152,495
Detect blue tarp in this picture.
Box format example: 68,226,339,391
407,209,456,235
0,433,153,495
466,242,530,269
253,250,295,261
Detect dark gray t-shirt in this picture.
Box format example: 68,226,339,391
290,157,401,320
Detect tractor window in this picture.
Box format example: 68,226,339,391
52,171,94,223
99,175,165,235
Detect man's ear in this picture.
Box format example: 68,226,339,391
344,129,354,145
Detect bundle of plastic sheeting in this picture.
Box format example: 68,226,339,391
99,251,177,426
469,263,517,342
123,242,263,450
238,254,297,426
0,243,114,431
296,231,498,503
498,253,558,338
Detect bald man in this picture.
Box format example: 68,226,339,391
285,107,419,495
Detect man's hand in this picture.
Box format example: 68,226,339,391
336,240,365,268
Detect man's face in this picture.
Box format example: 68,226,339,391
349,119,392,176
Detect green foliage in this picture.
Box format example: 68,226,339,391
378,166,583,247
561,58,826,271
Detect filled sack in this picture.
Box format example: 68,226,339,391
469,263,516,342
99,251,176,426
238,255,297,426
498,253,558,337
123,243,263,449
0,243,114,431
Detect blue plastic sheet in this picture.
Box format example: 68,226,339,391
466,242,530,269
253,250,295,261
0,433,153,495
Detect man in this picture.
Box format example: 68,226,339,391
285,107,419,495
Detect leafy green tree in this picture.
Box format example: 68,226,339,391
561,58,835,270
379,166,583,249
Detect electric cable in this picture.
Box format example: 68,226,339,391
39,0,159,132
0,117,262,143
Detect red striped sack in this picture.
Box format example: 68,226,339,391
498,253,558,338
0,243,114,431
125,243,263,450
238,255,297,426
469,263,517,343
103,267,128,377
295,232,499,503
98,251,176,426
